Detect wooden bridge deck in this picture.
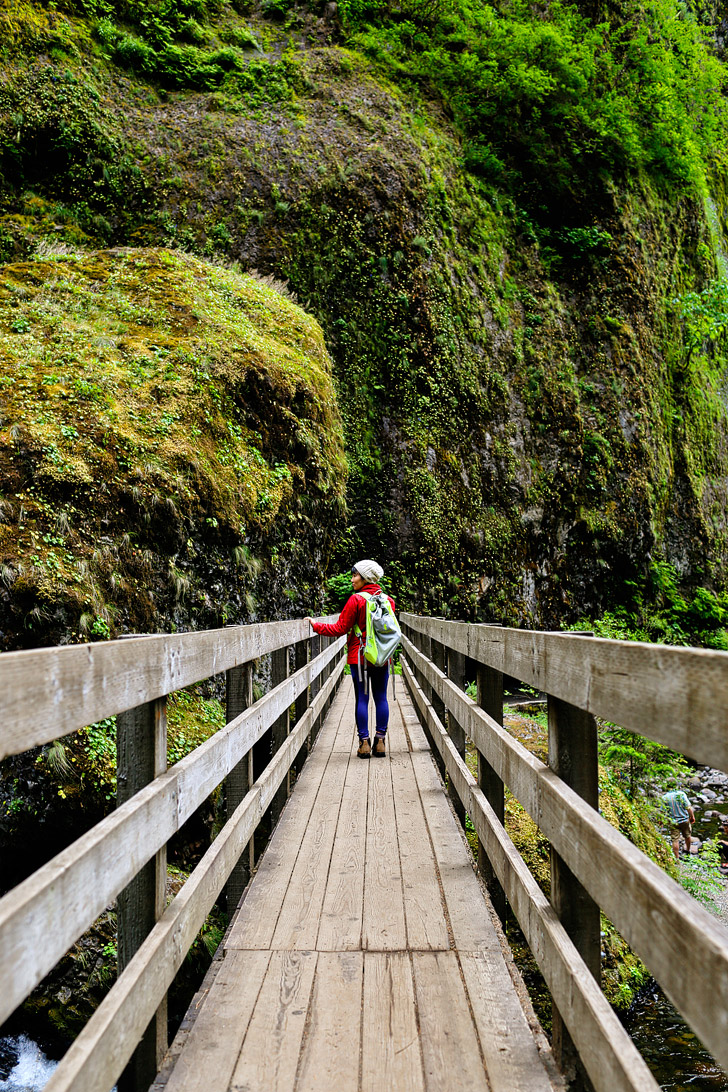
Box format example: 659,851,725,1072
155,676,557,1092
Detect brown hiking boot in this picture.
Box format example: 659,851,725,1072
372,735,387,757
357,737,371,759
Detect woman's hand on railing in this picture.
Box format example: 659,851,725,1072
303,617,314,629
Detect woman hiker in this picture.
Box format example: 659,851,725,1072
304,559,395,758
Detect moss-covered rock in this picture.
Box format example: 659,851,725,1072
2,0,728,624
0,246,346,648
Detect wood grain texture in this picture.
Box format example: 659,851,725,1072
362,743,407,951
0,651,344,1034
389,749,450,951
362,952,424,1092
226,679,344,951
317,730,368,951
460,952,552,1092
155,675,554,1092
271,746,350,951
43,666,347,1092
401,613,728,769
162,951,270,1092
403,639,728,1075
230,950,317,1092
0,616,340,760
412,951,489,1092
295,952,362,1092
402,657,663,1092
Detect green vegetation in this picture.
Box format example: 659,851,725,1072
343,0,727,205
0,246,346,646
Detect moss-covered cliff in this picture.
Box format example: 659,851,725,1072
0,246,346,648
1,0,728,633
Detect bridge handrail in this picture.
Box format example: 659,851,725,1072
0,619,316,760
401,613,728,770
400,617,728,1089
402,656,657,1092
0,620,346,1092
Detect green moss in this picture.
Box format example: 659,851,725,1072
0,246,346,645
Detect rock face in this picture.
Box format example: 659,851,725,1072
1,0,728,631
0,247,346,648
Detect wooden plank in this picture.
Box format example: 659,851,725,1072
548,694,601,1084
403,697,494,954
362,952,424,1092
330,675,357,753
230,950,317,1092
271,646,291,824
362,738,407,951
295,952,362,1092
476,662,506,922
271,745,350,951
41,670,344,1092
402,657,663,1092
401,613,728,770
225,663,254,914
116,696,168,1092
317,730,368,951
460,953,552,1092
403,638,728,1074
412,951,489,1092
225,690,343,951
0,648,344,1032
0,615,339,760
162,950,270,1092
389,748,450,951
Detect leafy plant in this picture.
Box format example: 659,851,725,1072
599,726,690,798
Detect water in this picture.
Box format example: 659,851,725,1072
623,793,728,1090
0,1037,57,1092
624,983,728,1091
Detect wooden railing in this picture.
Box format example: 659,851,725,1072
0,619,346,1092
400,614,728,1092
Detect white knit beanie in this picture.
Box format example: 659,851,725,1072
354,559,384,583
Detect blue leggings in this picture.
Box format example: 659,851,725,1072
352,663,390,740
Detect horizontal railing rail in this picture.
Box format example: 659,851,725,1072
402,657,657,1092
0,619,318,760
0,619,346,1092
402,614,728,770
400,614,728,1092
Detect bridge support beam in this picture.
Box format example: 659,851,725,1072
116,696,168,1092
225,662,254,916
548,694,600,1092
476,663,506,926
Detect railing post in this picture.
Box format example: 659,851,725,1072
116,696,167,1092
430,629,447,779
294,638,310,776
417,629,432,704
476,663,506,925
225,662,254,915
548,694,600,1090
271,645,290,824
310,633,321,744
446,647,467,827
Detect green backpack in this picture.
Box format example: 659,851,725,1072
356,590,401,668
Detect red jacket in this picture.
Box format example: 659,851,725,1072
312,584,396,665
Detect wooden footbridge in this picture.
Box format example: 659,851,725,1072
2,616,728,1092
